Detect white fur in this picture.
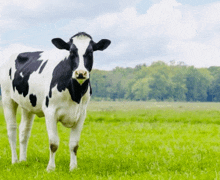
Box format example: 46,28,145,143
71,36,91,82
1,46,91,171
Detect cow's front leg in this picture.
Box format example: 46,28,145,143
45,116,59,171
19,108,35,161
2,95,18,164
69,111,86,171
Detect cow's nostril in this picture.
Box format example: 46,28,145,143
78,73,84,79
75,70,87,78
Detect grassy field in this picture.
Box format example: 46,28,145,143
1,101,220,179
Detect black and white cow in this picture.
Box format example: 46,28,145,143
0,32,111,171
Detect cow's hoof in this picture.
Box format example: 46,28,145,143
47,165,55,172
12,159,18,164
69,164,77,171
19,158,27,162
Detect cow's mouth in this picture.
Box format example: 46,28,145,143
76,77,86,85
77,77,86,79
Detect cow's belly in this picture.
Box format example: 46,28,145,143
10,79,47,117
9,67,51,117
11,92,45,117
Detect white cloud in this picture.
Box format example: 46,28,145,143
63,0,220,69
1,0,220,70
63,0,198,40
167,40,220,67
0,44,40,67
11,0,42,9
0,0,141,30
106,42,129,57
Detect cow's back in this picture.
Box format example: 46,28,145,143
1,50,67,117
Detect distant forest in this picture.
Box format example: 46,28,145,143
1,61,220,102
90,61,220,102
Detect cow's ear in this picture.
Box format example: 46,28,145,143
93,39,111,51
51,38,70,50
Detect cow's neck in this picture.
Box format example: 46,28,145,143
68,79,91,104
66,55,91,103
48,55,91,105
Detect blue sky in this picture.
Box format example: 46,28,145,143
137,0,220,13
1,0,220,70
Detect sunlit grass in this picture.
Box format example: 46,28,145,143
0,101,220,179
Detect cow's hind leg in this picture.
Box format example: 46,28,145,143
2,95,18,164
19,108,35,161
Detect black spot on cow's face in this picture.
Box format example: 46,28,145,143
83,43,94,72
69,44,79,71
12,52,43,97
29,94,37,107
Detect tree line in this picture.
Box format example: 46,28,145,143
90,61,220,102
1,60,220,102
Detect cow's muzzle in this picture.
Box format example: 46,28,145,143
75,70,88,84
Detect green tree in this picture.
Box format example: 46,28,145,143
90,70,109,98
185,67,210,101
90,61,215,102
171,66,187,101
149,72,171,101
131,78,151,101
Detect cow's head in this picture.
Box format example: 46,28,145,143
51,32,111,85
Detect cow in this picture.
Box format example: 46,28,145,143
0,32,111,171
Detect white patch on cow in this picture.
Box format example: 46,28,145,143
71,35,91,80
47,84,90,128
20,72,24,78
40,49,69,64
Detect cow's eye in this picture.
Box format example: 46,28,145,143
70,51,77,57
86,51,93,57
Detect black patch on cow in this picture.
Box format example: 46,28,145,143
39,60,48,74
48,55,79,98
29,94,37,107
46,96,49,107
12,51,43,97
9,68,12,79
73,145,79,155
50,144,58,153
68,79,91,103
46,53,92,106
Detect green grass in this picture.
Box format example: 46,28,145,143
1,102,220,179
